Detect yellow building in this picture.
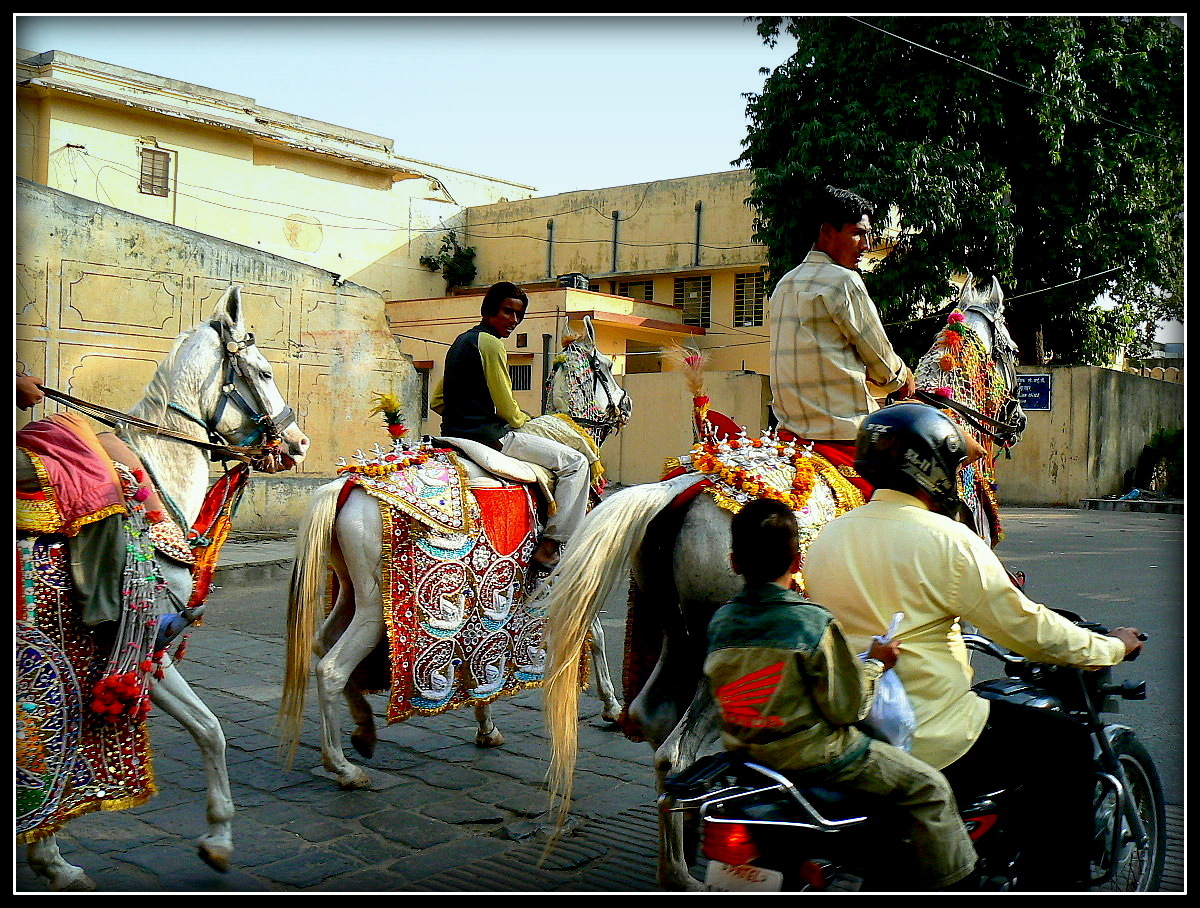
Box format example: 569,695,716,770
16,48,534,302
457,170,773,375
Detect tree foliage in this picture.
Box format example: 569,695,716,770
738,16,1183,365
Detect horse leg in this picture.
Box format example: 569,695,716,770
24,835,96,892
315,565,377,761
473,702,504,747
313,606,384,789
653,683,721,892
588,615,622,724
150,661,234,872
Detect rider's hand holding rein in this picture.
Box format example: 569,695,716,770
16,372,44,410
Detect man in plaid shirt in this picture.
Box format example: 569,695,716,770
769,186,915,497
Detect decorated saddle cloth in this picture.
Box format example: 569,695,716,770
336,442,579,724
17,538,156,844
16,412,128,538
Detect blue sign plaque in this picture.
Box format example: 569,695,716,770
1016,373,1052,411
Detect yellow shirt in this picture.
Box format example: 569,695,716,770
803,489,1127,769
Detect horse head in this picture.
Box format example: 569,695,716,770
546,316,631,446
155,286,309,468
917,276,1026,451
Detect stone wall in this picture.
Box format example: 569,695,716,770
16,178,420,532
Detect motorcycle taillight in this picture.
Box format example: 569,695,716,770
701,819,760,865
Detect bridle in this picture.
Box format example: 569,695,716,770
548,342,630,446
914,389,1027,450
916,293,1027,451
34,321,295,465
172,319,298,451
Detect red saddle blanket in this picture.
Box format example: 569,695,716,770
16,413,127,537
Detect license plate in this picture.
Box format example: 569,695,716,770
705,860,784,892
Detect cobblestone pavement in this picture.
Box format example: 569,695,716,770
16,507,1184,892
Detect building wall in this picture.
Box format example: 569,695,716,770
16,178,420,531
460,170,772,372
995,366,1184,506
16,49,534,305
387,286,704,469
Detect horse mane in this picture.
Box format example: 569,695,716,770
126,328,197,424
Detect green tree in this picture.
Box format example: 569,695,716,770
738,16,1183,365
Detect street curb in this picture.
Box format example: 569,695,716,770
1079,498,1183,514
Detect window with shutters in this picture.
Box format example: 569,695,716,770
675,276,711,328
138,147,171,197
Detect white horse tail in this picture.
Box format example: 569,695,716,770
541,474,706,839
277,479,342,767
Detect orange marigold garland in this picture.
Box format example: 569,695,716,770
685,434,825,512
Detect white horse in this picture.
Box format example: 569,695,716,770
277,318,631,790
18,285,309,891
539,277,1026,890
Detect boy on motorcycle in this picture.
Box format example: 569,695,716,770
804,403,1145,889
704,497,978,890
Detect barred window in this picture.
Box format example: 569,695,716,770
138,147,171,197
509,363,533,391
734,271,766,327
675,276,711,328
619,280,654,302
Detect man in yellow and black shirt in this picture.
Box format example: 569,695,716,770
432,282,589,569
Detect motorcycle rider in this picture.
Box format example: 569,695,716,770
704,497,979,890
804,402,1145,890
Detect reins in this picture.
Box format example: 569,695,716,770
913,388,1026,450
36,385,277,466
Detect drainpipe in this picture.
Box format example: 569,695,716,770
546,219,555,279
541,333,553,413
611,210,620,272
693,201,703,266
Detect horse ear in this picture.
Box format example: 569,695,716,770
584,316,596,345
212,284,247,337
989,276,1004,310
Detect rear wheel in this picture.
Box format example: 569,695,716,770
1090,731,1165,891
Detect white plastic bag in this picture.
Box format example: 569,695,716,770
858,612,916,752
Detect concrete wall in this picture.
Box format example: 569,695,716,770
16,178,421,532
610,370,771,485
995,366,1184,506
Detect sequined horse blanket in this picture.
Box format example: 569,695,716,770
16,538,156,843
336,445,572,724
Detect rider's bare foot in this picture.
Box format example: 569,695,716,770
532,538,561,569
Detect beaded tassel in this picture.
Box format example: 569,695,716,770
91,464,170,725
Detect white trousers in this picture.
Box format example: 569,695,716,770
500,430,590,545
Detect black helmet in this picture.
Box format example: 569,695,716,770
855,403,969,516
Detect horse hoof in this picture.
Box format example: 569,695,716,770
475,729,505,748
660,873,705,892
337,767,372,790
50,869,96,892
350,731,377,759
198,842,232,873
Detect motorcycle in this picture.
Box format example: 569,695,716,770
659,609,1165,892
